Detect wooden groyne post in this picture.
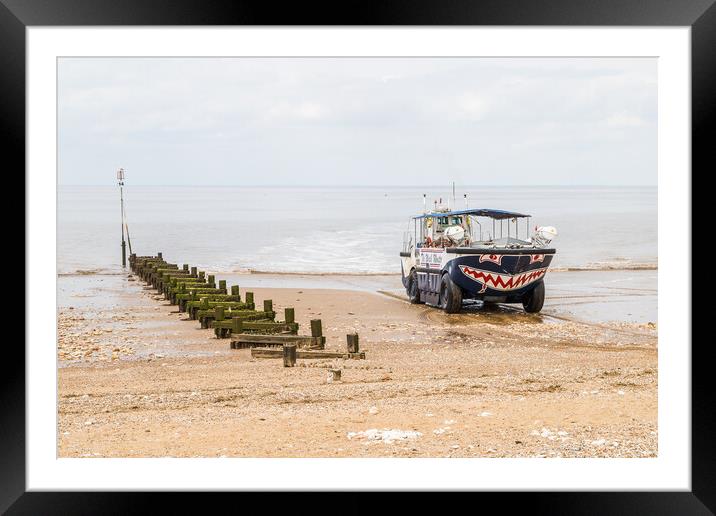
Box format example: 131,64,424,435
283,344,297,367
347,333,360,354
284,307,295,324
310,319,323,338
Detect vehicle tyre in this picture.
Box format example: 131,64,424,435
439,273,463,314
406,270,421,304
522,280,545,313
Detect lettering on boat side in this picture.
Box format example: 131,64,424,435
419,249,445,268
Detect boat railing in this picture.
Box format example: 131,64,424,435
402,231,413,253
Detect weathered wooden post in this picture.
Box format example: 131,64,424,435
263,299,273,313
230,317,243,348
202,297,209,309
219,279,226,291
231,285,240,296
191,266,197,276
183,264,189,271
347,333,360,353
213,306,226,336
199,271,205,280
157,252,163,260
284,307,295,324
283,344,297,367
246,292,254,306
311,319,323,338
208,274,215,285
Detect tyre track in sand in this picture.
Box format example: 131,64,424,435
377,291,655,351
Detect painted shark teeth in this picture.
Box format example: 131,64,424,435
459,265,547,293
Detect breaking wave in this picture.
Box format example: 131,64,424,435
57,262,657,278
57,260,658,276
235,264,657,276
550,262,657,272
57,268,124,276
243,269,400,276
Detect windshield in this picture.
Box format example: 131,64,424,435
417,214,534,248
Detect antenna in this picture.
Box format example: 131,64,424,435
464,193,468,209
452,182,456,210
117,168,127,268
423,194,426,214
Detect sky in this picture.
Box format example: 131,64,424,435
58,57,657,186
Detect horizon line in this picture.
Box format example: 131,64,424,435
57,183,658,188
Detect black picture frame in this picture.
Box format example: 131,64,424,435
4,0,709,512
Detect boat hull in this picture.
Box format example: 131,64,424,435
401,247,555,305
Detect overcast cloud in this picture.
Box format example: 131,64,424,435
58,57,656,186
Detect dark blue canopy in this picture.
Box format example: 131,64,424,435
413,208,530,220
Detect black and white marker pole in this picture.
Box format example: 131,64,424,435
117,167,126,268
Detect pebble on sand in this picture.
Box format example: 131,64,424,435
347,429,422,444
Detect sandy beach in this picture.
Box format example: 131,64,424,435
57,271,657,458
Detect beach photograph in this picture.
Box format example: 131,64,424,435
57,57,657,459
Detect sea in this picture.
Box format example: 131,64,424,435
57,185,657,276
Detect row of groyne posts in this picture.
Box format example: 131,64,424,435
129,253,365,368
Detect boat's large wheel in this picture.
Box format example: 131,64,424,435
439,273,463,314
522,280,545,313
406,270,421,304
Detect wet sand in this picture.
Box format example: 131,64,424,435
210,269,658,324
58,272,657,458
